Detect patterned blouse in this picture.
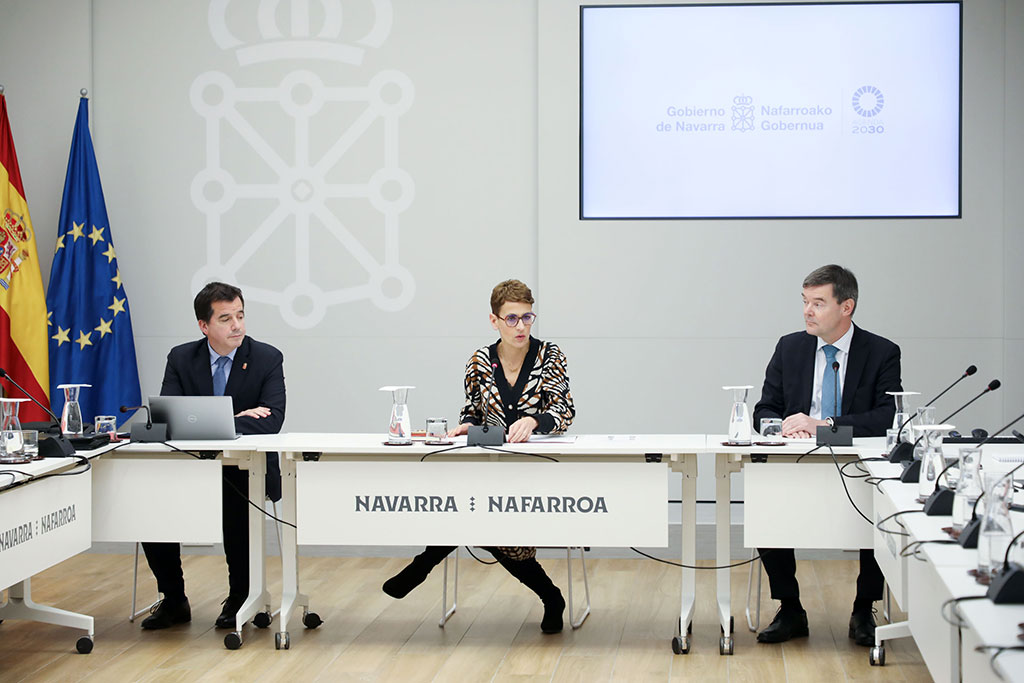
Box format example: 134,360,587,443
458,336,575,561
459,337,575,434
458,335,577,561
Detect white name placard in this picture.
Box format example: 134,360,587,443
296,461,667,547
0,470,91,590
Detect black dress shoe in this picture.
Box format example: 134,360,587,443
757,607,809,643
849,609,876,646
140,598,191,630
215,595,246,629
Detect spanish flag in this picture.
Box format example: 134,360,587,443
0,93,51,421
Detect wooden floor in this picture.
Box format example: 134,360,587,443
0,553,930,682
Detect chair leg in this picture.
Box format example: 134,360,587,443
745,548,762,632
566,547,591,629
439,547,459,627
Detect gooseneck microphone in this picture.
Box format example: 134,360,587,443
121,404,152,428
121,403,167,443
0,367,75,457
903,379,1002,484
466,350,504,446
889,364,979,463
941,379,1000,424
987,526,1024,604
932,364,977,405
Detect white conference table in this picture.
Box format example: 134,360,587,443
705,434,876,654
0,453,94,653
89,437,274,650
260,433,704,652
865,445,1024,680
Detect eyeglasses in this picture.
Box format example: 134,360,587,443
500,312,537,327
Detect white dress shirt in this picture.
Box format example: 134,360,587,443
809,325,853,420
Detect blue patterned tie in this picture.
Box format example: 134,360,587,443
821,344,841,419
213,356,230,396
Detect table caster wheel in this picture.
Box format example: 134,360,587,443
302,611,322,629
719,635,734,655
253,611,272,629
224,631,242,650
275,631,290,650
76,636,93,654
869,645,885,666
671,635,690,654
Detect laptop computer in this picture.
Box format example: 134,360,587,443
148,396,240,440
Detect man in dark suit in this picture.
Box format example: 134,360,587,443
141,282,285,630
752,264,901,647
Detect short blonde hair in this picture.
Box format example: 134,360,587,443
490,279,534,315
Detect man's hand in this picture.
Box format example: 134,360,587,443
507,416,538,443
235,406,272,419
781,412,826,439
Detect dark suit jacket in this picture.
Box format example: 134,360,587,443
160,335,285,500
753,325,901,438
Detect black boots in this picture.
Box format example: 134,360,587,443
382,546,456,598
495,555,566,634
383,547,566,634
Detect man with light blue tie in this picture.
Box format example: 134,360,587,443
141,282,285,632
752,264,902,647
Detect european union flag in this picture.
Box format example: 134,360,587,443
46,97,141,425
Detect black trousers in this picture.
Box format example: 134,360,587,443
142,464,250,601
758,547,884,604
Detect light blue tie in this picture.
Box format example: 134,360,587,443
821,344,841,419
213,356,230,396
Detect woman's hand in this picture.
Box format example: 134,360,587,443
507,416,538,443
447,423,470,438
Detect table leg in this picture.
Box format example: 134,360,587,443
224,450,269,649
277,452,311,650
715,452,734,654
1,578,94,652
680,454,697,645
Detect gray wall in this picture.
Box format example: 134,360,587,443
1,0,1021,519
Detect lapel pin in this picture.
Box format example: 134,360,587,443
242,362,247,370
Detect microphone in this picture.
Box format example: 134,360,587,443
932,364,977,404
903,381,1001,484
957,410,1024,548
0,367,74,457
941,379,1000,423
815,360,852,446
911,379,1002,487
889,364,978,462
467,350,504,446
121,404,152,428
987,527,1024,604
121,403,167,443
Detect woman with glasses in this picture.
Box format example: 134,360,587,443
382,279,576,633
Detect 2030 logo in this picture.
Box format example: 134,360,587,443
851,85,885,134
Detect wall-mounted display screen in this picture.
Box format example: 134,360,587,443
580,2,962,219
